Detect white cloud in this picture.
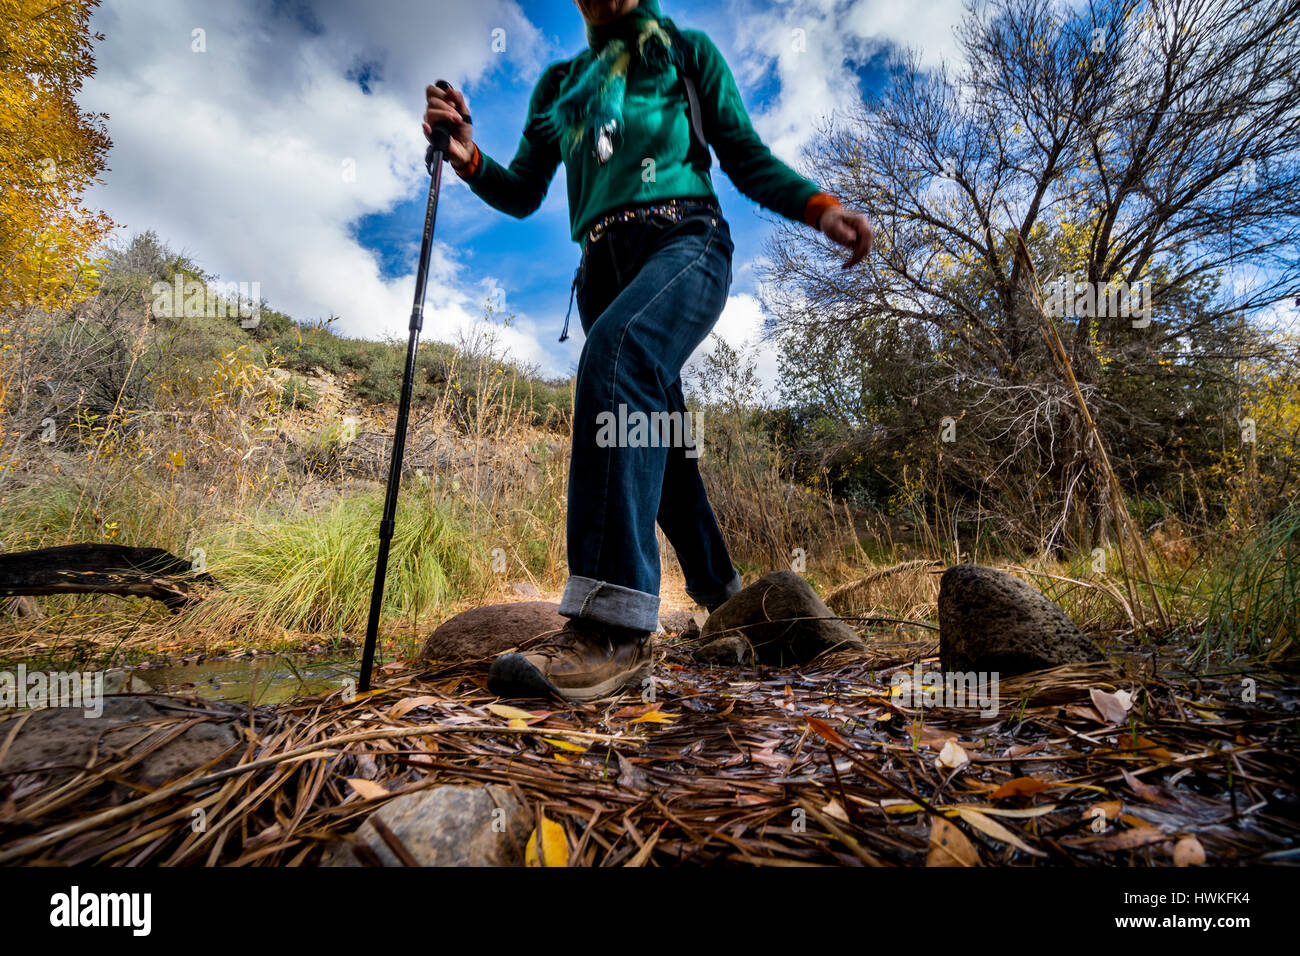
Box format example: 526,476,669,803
83,0,553,356
683,290,783,399
81,0,966,380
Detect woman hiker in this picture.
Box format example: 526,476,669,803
422,0,872,701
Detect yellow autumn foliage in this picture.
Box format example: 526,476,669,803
0,0,116,313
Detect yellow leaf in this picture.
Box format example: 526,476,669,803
541,737,588,753
488,703,539,721
629,710,677,724
878,799,923,814
525,814,569,867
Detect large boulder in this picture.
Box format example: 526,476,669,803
420,601,566,663
0,696,240,808
938,564,1104,675
695,570,865,665
323,784,530,866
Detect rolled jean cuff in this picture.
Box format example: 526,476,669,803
686,570,743,610
559,575,660,633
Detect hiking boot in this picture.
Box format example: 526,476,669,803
487,617,654,701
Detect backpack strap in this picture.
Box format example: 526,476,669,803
682,74,708,155
662,20,711,159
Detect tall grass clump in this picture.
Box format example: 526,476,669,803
1198,500,1299,662
192,475,482,636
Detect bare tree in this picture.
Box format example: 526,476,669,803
767,0,1300,551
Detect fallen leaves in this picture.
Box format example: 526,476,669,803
805,715,847,748
928,816,981,866
345,778,389,801
1090,688,1134,724
525,813,569,867
541,737,588,753
389,695,441,719
935,739,970,770
955,807,1045,857
991,777,1050,799
1173,835,1206,866
1074,827,1173,851
486,703,546,722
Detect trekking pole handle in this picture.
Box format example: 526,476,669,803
426,79,471,175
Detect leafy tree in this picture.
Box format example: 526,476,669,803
0,0,115,311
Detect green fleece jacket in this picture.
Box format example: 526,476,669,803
454,3,838,245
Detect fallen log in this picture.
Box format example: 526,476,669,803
0,543,217,612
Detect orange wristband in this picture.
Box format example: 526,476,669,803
453,143,481,178
804,192,841,229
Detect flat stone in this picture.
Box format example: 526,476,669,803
0,696,240,808
323,784,530,866
696,570,866,665
938,564,1104,676
420,601,566,663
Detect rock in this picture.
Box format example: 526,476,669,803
102,669,153,695
323,784,530,866
694,634,755,666
0,696,240,808
420,601,566,663
938,564,1104,675
657,610,701,637
695,570,866,665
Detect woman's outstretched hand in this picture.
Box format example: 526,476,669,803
423,83,475,168
819,206,873,269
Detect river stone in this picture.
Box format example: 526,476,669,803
695,634,755,666
938,564,1104,675
658,610,701,637
420,601,566,663
695,570,866,665
103,669,154,695
0,696,240,808
324,784,530,866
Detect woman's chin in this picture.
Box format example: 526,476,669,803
582,1,636,25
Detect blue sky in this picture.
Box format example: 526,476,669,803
80,0,966,382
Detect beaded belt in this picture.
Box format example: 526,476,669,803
584,197,720,248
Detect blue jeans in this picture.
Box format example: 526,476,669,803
558,202,743,632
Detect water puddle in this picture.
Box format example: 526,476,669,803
137,654,360,706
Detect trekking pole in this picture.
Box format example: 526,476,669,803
358,79,466,692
